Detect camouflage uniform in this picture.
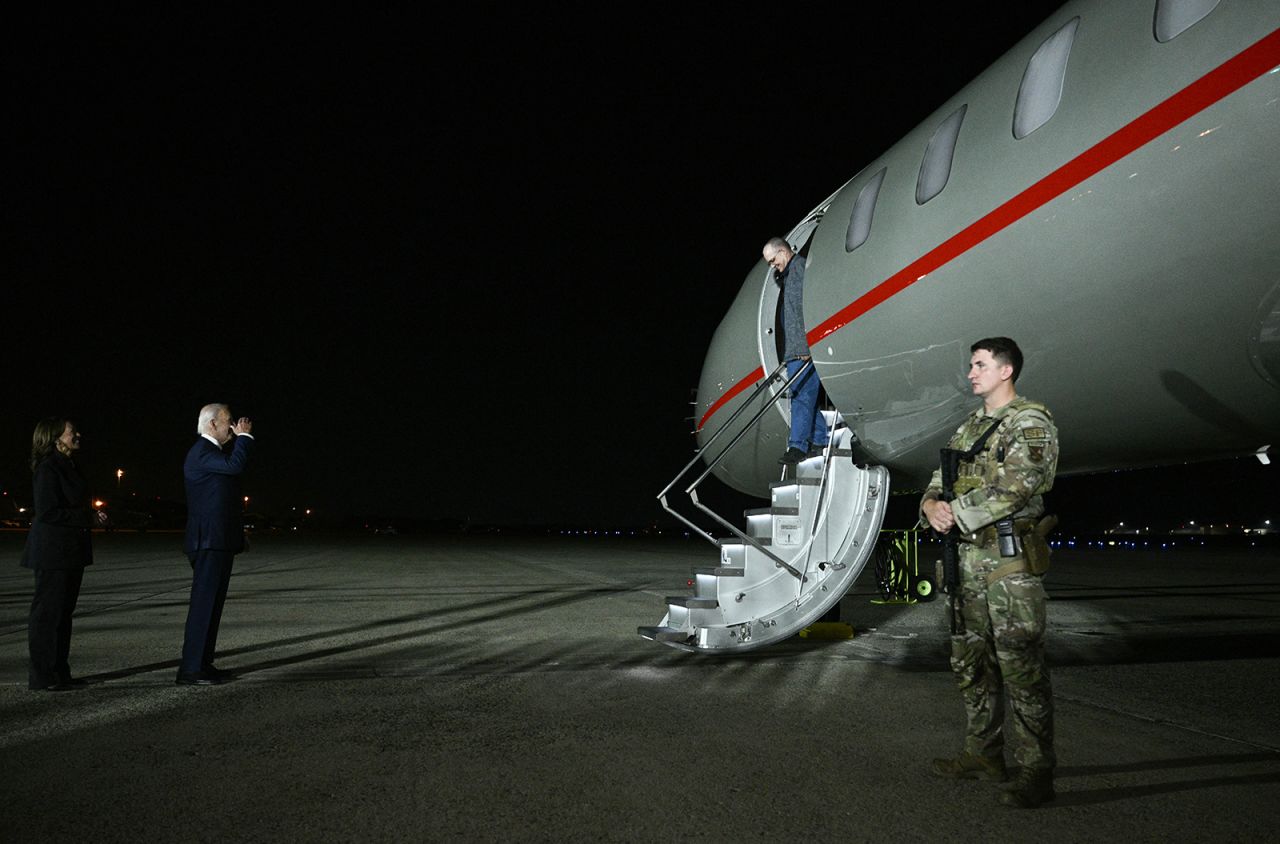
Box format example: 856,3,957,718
922,396,1059,773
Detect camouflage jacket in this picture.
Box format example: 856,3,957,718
922,396,1059,535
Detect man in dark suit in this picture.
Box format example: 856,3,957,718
177,403,255,686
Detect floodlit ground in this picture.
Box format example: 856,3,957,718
1,532,1277,841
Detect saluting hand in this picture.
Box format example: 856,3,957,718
232,417,253,436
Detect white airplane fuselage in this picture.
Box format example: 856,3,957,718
695,0,1280,497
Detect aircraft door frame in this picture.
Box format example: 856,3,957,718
758,214,827,427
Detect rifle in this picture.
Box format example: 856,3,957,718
936,420,1004,635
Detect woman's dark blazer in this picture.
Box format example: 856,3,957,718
20,452,96,571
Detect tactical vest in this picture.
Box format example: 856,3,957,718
951,397,1056,515
951,397,1058,578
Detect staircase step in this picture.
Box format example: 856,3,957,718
637,626,693,643
804,446,853,457
717,537,771,547
668,596,718,609
642,457,891,653
770,477,820,489
694,565,744,578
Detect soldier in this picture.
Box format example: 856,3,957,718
920,337,1059,809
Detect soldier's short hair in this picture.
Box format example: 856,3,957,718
971,337,1023,382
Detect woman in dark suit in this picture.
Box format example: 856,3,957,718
21,417,107,691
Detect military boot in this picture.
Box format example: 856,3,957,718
929,752,1007,781
999,768,1055,808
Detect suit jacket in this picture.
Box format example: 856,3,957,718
184,435,254,556
20,452,96,570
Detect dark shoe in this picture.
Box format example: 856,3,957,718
930,752,1007,781
203,664,236,681
30,673,84,691
778,447,807,465
175,671,223,686
806,444,829,459
1000,768,1055,808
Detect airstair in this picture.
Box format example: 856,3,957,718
640,362,889,653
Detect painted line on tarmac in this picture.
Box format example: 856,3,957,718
1058,692,1280,753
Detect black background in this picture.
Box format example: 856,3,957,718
5,6,1273,532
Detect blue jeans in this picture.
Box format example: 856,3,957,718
786,358,829,452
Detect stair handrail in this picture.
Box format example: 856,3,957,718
656,361,788,543
657,360,819,581
794,411,842,595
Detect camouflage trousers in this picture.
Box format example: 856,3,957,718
948,542,1055,771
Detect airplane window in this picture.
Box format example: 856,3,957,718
1013,17,1080,140
916,104,968,205
1154,0,1220,42
845,167,887,252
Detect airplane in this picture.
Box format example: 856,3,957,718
642,0,1280,652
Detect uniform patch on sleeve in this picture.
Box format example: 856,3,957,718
1022,427,1049,441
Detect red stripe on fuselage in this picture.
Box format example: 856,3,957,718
697,27,1280,432
697,365,765,433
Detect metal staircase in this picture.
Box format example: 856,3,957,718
641,362,890,653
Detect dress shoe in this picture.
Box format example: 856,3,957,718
202,664,236,681
806,444,829,459
175,670,223,686
58,675,90,687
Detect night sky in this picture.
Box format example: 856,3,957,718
8,5,1269,530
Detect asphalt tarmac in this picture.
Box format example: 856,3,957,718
1,531,1277,842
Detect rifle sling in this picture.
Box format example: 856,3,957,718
960,419,1005,462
